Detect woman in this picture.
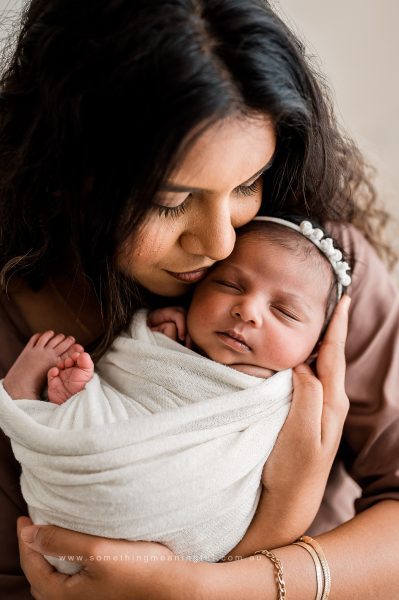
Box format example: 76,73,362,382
0,0,398,598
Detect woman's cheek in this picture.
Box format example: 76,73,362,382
232,192,263,228
117,226,166,273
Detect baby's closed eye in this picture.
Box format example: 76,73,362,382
270,304,302,322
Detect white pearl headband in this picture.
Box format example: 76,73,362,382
253,216,352,299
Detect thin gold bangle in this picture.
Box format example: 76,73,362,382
299,536,331,600
293,541,323,600
255,549,286,600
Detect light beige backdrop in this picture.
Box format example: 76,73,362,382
276,1,399,220
1,1,398,224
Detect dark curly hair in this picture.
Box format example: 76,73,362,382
0,0,394,356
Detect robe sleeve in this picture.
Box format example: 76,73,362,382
331,223,399,512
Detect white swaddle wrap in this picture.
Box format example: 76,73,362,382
0,310,292,573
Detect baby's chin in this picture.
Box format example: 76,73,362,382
227,363,276,379
193,342,277,379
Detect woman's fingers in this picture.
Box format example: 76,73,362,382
17,518,96,563
18,518,53,576
317,295,350,386
290,364,324,440
17,518,179,600
261,364,324,494
285,297,351,446
317,295,351,445
17,518,69,597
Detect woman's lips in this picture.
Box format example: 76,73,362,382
166,268,209,283
216,330,252,353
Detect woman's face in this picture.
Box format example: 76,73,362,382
118,115,276,296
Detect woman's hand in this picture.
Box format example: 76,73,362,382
260,295,351,542
17,517,189,600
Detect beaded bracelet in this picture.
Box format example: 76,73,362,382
255,549,286,599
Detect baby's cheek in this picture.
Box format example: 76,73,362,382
186,303,209,348
261,332,312,371
188,288,220,335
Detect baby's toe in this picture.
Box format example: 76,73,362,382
76,352,94,372
35,331,55,348
26,333,41,348
47,333,66,349
54,335,76,356
59,343,84,362
71,343,84,354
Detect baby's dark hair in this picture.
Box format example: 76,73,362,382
236,217,351,333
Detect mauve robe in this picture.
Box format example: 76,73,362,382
0,224,398,598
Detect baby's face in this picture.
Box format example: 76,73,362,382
187,233,332,375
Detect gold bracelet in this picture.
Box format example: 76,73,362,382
293,541,323,600
298,536,331,600
255,549,286,600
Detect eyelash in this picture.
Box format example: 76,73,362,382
156,202,189,219
155,177,262,218
271,306,300,321
233,179,261,197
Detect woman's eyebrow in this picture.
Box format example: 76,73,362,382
161,160,273,194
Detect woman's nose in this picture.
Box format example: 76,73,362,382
231,298,263,327
179,199,236,261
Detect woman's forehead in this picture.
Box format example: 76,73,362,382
166,115,276,192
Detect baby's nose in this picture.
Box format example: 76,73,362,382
231,300,263,326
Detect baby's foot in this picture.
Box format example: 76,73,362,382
47,351,94,405
4,332,83,400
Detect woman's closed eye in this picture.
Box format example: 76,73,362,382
232,177,262,198
154,194,192,218
153,174,264,218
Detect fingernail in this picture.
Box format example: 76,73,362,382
20,525,39,544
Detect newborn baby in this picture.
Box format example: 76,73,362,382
149,217,348,379
1,216,351,571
